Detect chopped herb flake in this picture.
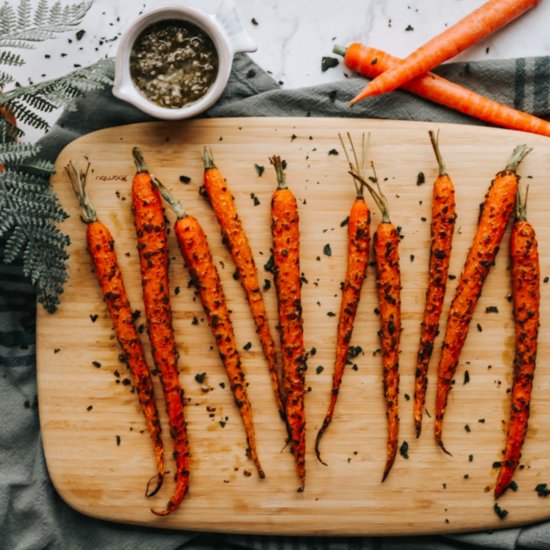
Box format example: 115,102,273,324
321,56,339,72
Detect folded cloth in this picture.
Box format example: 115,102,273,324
2,53,550,550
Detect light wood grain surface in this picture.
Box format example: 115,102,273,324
37,118,550,535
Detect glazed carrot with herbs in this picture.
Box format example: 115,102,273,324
151,175,265,479
202,148,285,424
434,144,532,455
413,131,456,439
66,161,165,498
315,133,370,466
270,155,306,491
334,44,550,137
132,148,190,517
495,183,539,498
350,0,541,104
350,165,401,482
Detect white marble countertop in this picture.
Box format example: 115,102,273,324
7,0,550,138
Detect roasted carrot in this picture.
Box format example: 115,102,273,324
350,165,401,482
413,131,456,439
350,0,540,103
434,144,532,455
132,148,190,516
334,44,550,137
495,183,539,498
202,148,285,424
315,133,370,466
66,161,164,497
270,155,306,491
151,175,265,479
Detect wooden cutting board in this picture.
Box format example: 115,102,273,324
37,118,550,535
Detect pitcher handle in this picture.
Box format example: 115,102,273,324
213,0,257,54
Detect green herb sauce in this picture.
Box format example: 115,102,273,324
130,19,219,109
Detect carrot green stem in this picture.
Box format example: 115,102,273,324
202,146,216,170
269,155,287,189
428,130,446,176
505,144,532,173
132,147,148,173
151,175,186,219
338,131,369,198
332,45,347,57
66,160,97,224
350,162,390,222
515,182,529,222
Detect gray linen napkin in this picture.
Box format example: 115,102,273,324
2,53,550,550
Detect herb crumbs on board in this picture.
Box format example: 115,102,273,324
316,366,324,374
254,163,265,177
494,503,508,520
399,441,409,459
416,171,425,185
323,243,332,256
116,435,121,446
194,372,207,384
243,342,252,351
321,56,339,72
179,175,191,184
89,314,98,323
535,483,550,497
463,370,470,384
328,148,339,156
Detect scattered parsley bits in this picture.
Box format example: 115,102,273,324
463,370,470,385
405,24,414,31
89,314,98,323
399,440,409,459
544,276,549,283
86,405,93,412
321,56,339,72
416,171,425,185
179,175,191,184
250,193,260,206
328,148,339,156
535,483,550,497
263,279,271,291
243,342,252,351
194,372,207,384
464,424,471,433
493,503,508,520
254,163,265,177
485,306,499,313
340,216,349,227
327,311,336,317
316,365,324,374
116,435,121,446
92,361,101,368
323,243,332,257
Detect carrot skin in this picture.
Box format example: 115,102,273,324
271,166,306,491
374,222,401,482
203,154,285,424
315,197,370,464
351,0,540,102
339,44,550,137
173,213,265,479
495,218,539,498
414,170,456,439
434,161,525,453
132,167,190,516
86,220,164,495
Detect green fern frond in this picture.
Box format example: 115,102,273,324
0,39,36,49
17,0,31,29
0,71,14,88
0,50,25,67
3,101,49,131
33,0,48,26
19,92,58,112
0,3,17,34
0,141,39,163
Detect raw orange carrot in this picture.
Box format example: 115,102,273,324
413,131,456,439
132,148,190,517
270,155,306,491
495,183,539,498
315,133,370,466
152,175,265,479
350,165,401,482
350,0,541,103
334,44,550,137
434,144,532,455
202,148,285,425
66,161,164,497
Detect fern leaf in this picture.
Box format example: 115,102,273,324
0,50,25,67
4,229,27,263
0,38,36,49
17,0,31,30
0,3,17,35
4,101,50,131
33,0,49,26
47,1,62,25
20,92,59,112
0,141,39,164
0,71,14,87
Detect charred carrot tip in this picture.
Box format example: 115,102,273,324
437,439,453,457
314,421,330,466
